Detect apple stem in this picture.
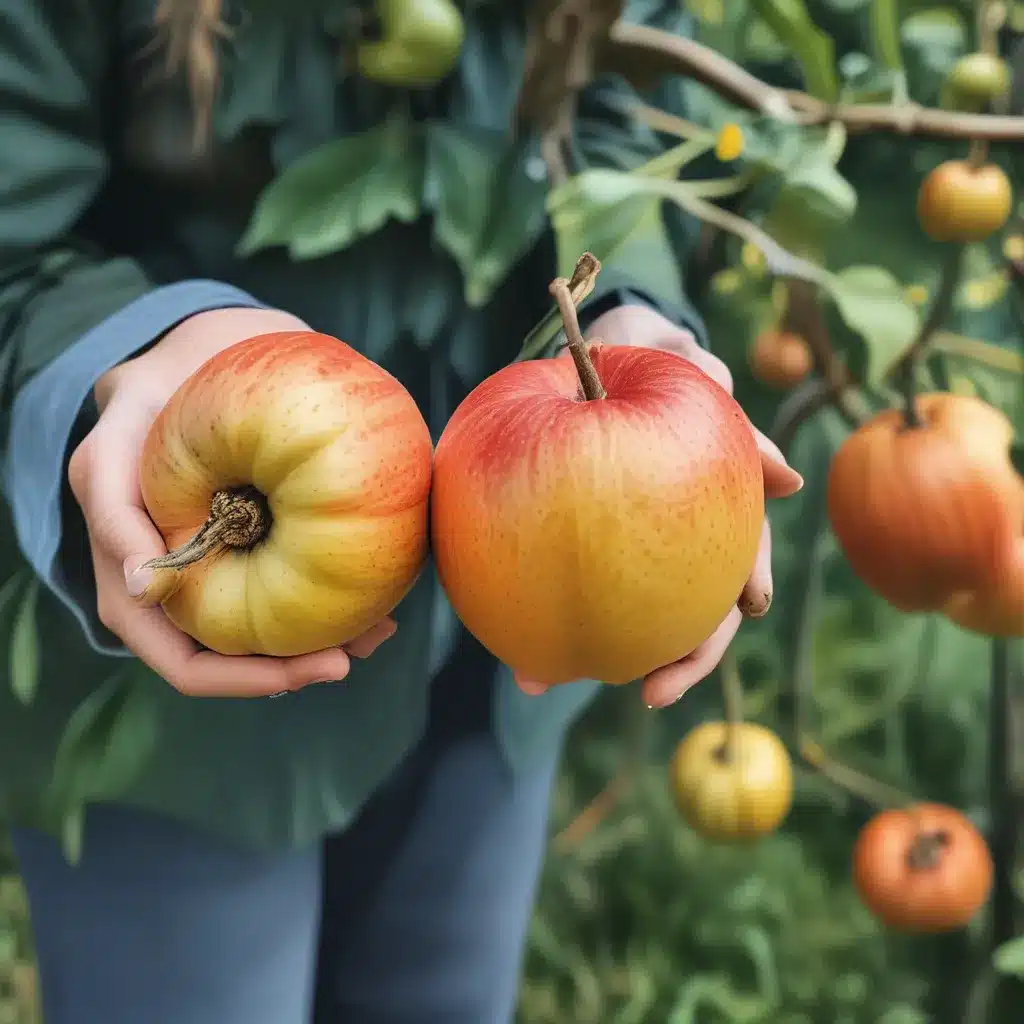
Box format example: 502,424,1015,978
549,274,607,402
719,651,745,764
140,486,272,573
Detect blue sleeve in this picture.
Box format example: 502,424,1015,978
3,281,270,655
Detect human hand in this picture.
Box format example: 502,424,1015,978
512,304,803,708
68,307,397,697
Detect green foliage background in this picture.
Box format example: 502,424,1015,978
1,0,1023,1019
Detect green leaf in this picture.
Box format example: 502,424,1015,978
0,572,24,623
423,126,548,308
9,577,39,706
547,170,685,305
825,265,921,385
901,8,968,83
237,112,425,261
994,936,1024,977
749,0,839,100
49,669,161,827
781,152,858,227
869,0,904,72
61,808,85,866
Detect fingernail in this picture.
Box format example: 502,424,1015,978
268,690,290,699
740,590,773,618
124,563,153,598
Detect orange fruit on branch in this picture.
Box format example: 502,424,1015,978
827,393,1024,635
917,160,1013,243
853,803,992,934
139,331,433,656
670,722,793,841
749,329,814,390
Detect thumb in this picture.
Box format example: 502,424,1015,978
755,430,804,498
123,551,183,607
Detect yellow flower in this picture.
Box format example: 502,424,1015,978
904,284,929,306
960,271,1008,309
715,123,745,162
710,268,744,295
1003,234,1024,262
741,243,765,272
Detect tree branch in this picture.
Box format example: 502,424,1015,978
600,21,1024,142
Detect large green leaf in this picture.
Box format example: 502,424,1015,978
423,125,548,308
547,170,685,307
900,8,968,75
749,0,839,100
237,112,426,261
8,578,38,707
49,670,161,863
824,265,921,385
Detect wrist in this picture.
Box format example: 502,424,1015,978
95,306,309,410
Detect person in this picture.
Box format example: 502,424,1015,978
0,1,802,1022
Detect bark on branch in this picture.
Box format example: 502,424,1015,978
599,21,1024,142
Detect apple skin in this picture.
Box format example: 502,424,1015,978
827,393,1023,636
430,344,765,686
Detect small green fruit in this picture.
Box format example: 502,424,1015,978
945,52,1011,111
358,0,466,88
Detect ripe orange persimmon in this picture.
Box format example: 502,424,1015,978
917,160,1013,243
827,393,1024,635
749,329,814,390
853,804,992,934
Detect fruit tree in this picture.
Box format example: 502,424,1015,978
510,0,1023,1020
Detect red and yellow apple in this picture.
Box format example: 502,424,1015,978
827,392,1023,635
139,331,433,656
430,339,765,686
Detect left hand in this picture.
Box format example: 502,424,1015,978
512,304,804,708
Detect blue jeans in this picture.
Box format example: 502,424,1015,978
12,638,561,1024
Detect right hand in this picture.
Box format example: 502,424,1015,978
67,307,397,697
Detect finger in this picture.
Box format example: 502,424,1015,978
755,430,804,498
512,671,553,697
738,518,773,618
342,617,398,658
124,554,183,607
94,553,354,698
682,345,734,394
641,606,743,708
81,420,179,605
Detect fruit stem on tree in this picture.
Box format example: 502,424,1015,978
141,486,271,574
719,651,745,764
905,828,950,871
549,257,607,402
799,738,916,809
893,244,965,428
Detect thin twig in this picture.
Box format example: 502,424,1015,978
601,20,1024,142
890,245,965,426
783,279,870,427
720,651,745,764
768,378,841,454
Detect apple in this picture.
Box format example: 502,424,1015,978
827,392,1023,635
138,331,433,657
430,278,765,686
